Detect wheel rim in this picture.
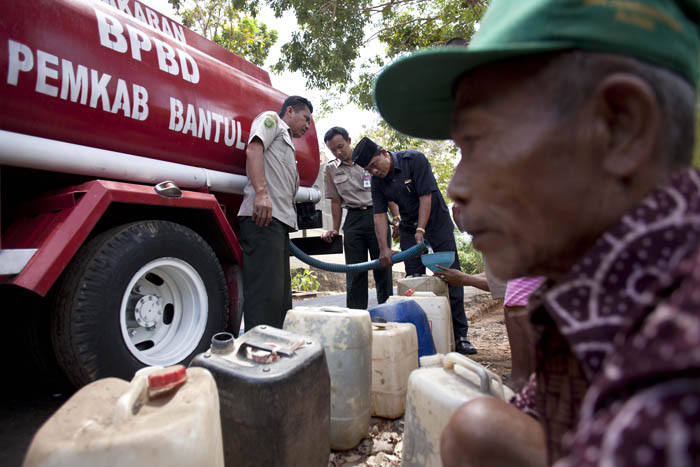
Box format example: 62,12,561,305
119,257,208,366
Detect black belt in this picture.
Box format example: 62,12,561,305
347,206,371,211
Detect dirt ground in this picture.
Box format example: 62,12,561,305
329,300,511,467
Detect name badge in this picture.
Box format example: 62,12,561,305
363,171,371,188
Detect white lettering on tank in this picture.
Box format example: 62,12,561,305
177,49,199,84
99,0,117,8
153,38,179,76
133,2,148,24
224,117,235,147
236,121,246,150
60,59,88,105
7,39,33,86
131,84,149,120
95,9,128,54
115,0,132,15
183,103,197,136
161,19,174,39
198,108,212,140
172,23,186,43
145,7,160,30
168,97,184,131
211,112,224,143
111,78,131,117
36,50,59,97
125,24,152,61
89,69,112,111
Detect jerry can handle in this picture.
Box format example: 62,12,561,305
112,366,164,425
443,353,506,400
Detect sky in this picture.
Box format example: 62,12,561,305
139,0,381,161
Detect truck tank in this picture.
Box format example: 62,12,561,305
0,0,320,187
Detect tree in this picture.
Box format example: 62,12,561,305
170,0,487,109
168,0,277,66
360,120,458,203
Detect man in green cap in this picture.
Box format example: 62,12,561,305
373,0,700,465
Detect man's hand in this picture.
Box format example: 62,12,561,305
414,230,425,245
321,229,339,243
391,219,401,239
434,265,467,286
379,246,398,267
252,192,272,226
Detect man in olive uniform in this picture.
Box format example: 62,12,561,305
321,126,397,309
238,95,313,330
353,137,477,355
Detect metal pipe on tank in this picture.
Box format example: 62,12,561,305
0,130,321,203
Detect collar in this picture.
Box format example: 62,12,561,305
390,152,400,176
532,167,700,381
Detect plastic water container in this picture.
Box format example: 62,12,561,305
23,366,223,467
284,306,371,450
402,353,512,467
369,301,436,358
371,321,418,419
388,292,454,354
398,275,449,298
190,326,330,467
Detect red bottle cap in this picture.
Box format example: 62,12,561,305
403,288,415,296
148,365,187,390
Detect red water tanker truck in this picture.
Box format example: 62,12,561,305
0,0,325,387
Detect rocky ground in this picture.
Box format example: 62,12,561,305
326,297,510,467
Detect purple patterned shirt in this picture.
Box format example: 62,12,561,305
513,168,700,466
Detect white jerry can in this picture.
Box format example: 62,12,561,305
23,366,224,467
388,292,454,353
284,306,372,450
371,321,418,419
397,275,449,298
402,353,514,467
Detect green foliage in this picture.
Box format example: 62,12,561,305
168,0,277,65
168,0,488,110
291,268,320,292
361,120,458,202
456,233,484,275
268,0,488,110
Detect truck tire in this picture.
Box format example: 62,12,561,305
51,220,228,387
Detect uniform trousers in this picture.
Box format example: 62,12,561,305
239,216,292,330
343,209,393,309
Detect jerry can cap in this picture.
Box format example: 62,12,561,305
148,365,187,391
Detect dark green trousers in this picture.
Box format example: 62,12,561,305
343,209,393,310
239,216,292,330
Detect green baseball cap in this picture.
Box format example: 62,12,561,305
373,0,700,140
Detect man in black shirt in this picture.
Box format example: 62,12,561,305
352,136,476,355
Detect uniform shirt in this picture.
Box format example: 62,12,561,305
511,167,700,466
238,111,299,230
371,150,452,235
324,159,372,208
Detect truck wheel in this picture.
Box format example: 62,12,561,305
51,220,228,387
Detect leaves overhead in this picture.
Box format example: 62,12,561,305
168,0,277,66
169,0,488,109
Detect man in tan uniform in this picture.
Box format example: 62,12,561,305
322,126,397,309
238,95,312,329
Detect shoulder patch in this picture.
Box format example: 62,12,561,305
264,116,276,129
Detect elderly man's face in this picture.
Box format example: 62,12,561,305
448,62,607,280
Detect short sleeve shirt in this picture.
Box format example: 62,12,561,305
370,150,452,235
237,111,299,230
324,159,372,208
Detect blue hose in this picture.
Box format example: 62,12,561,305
290,240,430,272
